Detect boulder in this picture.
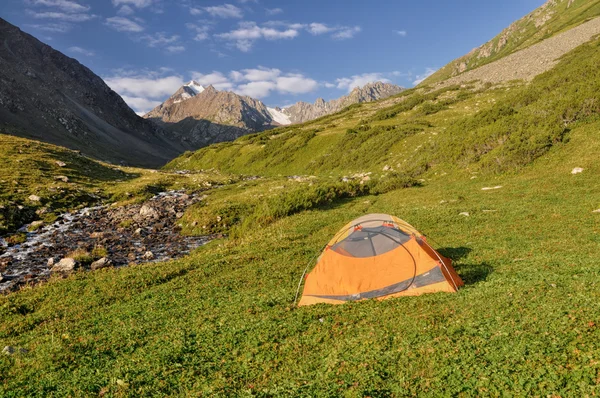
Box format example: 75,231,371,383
28,194,41,202
139,204,158,218
91,257,111,271
142,251,154,260
51,258,77,274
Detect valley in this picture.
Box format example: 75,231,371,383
1,0,600,395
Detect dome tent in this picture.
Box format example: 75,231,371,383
298,214,463,306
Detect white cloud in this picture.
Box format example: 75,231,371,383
216,21,299,52
112,0,154,8
105,16,144,32
117,5,134,15
27,0,90,13
120,95,162,115
104,72,184,102
236,81,277,98
204,4,243,18
141,32,179,47
189,7,202,15
308,22,334,35
25,22,72,32
394,30,407,37
190,71,234,90
186,23,210,41
166,45,185,53
191,66,318,99
332,26,361,40
242,67,281,82
413,68,437,86
265,8,283,15
67,46,94,56
307,23,361,39
28,11,97,22
229,70,244,81
276,75,318,94
335,73,390,92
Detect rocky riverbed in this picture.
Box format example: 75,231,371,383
0,190,215,293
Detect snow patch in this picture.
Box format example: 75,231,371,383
185,80,205,95
267,107,292,125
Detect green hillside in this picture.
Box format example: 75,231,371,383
167,37,600,180
422,0,600,86
2,12,600,398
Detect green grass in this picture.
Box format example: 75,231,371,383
1,119,600,395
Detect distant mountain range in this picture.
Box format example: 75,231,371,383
0,17,190,168
144,81,403,146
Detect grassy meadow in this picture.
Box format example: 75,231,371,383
1,28,600,398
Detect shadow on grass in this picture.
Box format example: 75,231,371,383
438,246,493,285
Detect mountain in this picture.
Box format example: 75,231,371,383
280,82,404,124
423,0,600,85
0,18,189,168
145,81,403,146
144,82,279,147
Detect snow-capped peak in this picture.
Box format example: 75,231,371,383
267,107,292,125
185,80,205,95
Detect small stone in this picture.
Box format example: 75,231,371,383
51,258,77,274
142,251,154,260
89,232,105,239
593,209,600,213
28,194,41,202
459,212,470,217
127,252,137,261
54,175,69,182
481,186,502,191
91,257,111,271
55,161,67,167
139,204,158,218
571,167,584,175
216,216,222,222
29,220,44,230
2,346,27,355
134,228,143,235
47,258,55,267
382,165,391,171
176,212,184,219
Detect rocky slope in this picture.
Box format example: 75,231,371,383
423,0,600,85
0,18,189,168
435,15,600,87
281,82,404,124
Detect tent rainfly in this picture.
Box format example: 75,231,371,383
298,214,464,306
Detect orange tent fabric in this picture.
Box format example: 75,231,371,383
298,214,463,306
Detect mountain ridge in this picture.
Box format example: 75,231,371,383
0,17,190,167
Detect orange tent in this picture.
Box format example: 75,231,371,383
298,214,463,306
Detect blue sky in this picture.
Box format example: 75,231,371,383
2,0,545,114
